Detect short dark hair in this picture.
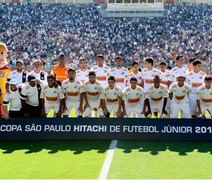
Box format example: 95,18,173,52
108,76,115,82
189,57,196,64
154,75,160,80
88,71,96,76
115,55,123,61
176,55,183,61
58,53,65,59
97,54,104,59
68,68,75,73
47,74,55,80
130,77,137,82
144,57,154,66
193,59,202,66
132,61,139,66
159,61,167,66
205,76,212,81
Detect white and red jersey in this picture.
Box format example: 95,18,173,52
61,79,83,102
196,85,212,106
90,65,110,87
83,80,103,102
100,85,122,105
142,68,160,92
187,71,206,94
146,84,168,102
169,82,192,103
128,72,143,86
3,90,22,111
122,86,145,105
109,67,129,89
170,67,188,83
76,69,89,83
160,70,172,88
40,85,65,104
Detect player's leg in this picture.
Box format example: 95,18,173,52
171,102,180,118
189,94,197,118
45,104,52,117
181,102,191,119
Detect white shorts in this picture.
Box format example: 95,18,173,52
171,101,190,119
125,102,144,118
189,94,197,116
45,103,60,114
149,100,163,114
63,101,80,116
106,103,119,117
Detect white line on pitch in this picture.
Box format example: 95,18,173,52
98,140,118,180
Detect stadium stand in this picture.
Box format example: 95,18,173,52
0,3,211,74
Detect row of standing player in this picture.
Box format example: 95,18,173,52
2,54,212,119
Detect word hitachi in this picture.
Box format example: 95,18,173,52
73,125,107,132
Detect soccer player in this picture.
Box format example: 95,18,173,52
20,75,43,118
62,68,84,117
100,76,122,117
159,61,172,116
7,59,28,86
187,57,196,73
51,53,70,85
159,62,172,88
145,75,168,118
141,57,160,92
83,71,103,117
122,77,145,118
29,59,48,86
128,61,143,87
196,76,212,118
76,57,90,83
170,55,187,83
40,75,65,117
187,60,206,118
91,54,110,87
3,79,22,119
109,56,129,89
169,76,192,118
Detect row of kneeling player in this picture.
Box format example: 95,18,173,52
2,69,212,119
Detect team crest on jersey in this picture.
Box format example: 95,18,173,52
199,76,203,79
159,91,162,94
136,93,139,96
94,87,97,90
74,85,77,89
121,72,124,75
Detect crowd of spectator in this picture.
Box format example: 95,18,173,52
0,2,211,73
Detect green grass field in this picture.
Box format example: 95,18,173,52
0,109,212,179
0,140,212,179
